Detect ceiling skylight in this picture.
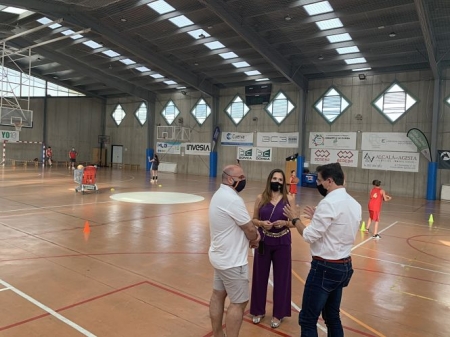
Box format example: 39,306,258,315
61,29,83,40
164,80,177,85
177,86,186,89
83,40,103,49
326,33,352,43
316,18,343,30
169,15,194,28
304,1,333,16
136,66,151,72
352,67,371,72
120,58,136,65
336,46,359,54
102,50,120,58
151,73,164,79
345,57,367,65
204,41,225,50
219,52,238,59
147,0,175,14
37,17,62,29
256,78,270,82
245,70,261,76
2,6,28,14
187,29,211,39
232,61,250,68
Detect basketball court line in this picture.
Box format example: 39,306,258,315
0,279,96,336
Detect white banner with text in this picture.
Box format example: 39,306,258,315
256,132,299,148
221,132,253,146
361,132,417,152
309,132,357,149
362,151,419,172
183,143,211,155
0,130,19,143
156,141,181,154
310,149,359,167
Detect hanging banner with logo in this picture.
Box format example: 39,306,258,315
221,132,253,146
407,128,432,162
309,132,357,149
0,130,19,143
184,143,211,156
310,149,358,167
256,132,299,148
237,147,272,162
156,141,181,154
362,132,417,152
438,150,450,169
362,151,419,172
211,126,220,151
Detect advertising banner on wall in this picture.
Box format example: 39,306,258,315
407,128,432,161
309,132,357,149
0,130,19,143
221,132,253,146
156,141,181,154
184,143,211,156
362,132,417,152
256,132,299,148
362,151,419,172
310,149,359,167
438,150,450,169
237,147,272,162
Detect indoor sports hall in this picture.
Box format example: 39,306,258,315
1,0,450,336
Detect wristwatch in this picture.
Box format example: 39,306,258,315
292,218,300,226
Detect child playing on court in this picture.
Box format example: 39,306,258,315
366,179,392,239
289,169,299,195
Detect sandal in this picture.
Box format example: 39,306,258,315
252,315,264,324
270,317,282,328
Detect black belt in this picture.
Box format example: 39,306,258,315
312,256,351,264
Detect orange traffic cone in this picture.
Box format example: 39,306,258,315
83,221,91,234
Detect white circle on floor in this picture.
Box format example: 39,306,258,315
110,192,204,204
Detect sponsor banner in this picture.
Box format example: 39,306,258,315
407,128,432,161
211,126,220,151
221,132,253,146
237,147,272,162
310,149,358,167
362,132,417,152
309,132,357,150
0,130,19,143
438,150,450,170
184,142,211,156
156,141,181,154
362,151,419,172
256,132,299,148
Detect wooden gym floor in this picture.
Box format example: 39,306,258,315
1,166,450,337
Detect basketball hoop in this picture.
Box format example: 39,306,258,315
13,122,23,131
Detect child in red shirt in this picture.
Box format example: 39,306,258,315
366,179,392,239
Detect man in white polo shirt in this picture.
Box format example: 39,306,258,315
284,162,361,337
209,164,260,337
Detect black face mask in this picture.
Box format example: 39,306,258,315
317,183,327,197
233,179,246,193
270,182,282,192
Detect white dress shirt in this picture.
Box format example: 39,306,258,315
303,187,362,260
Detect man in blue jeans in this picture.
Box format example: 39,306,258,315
284,162,361,336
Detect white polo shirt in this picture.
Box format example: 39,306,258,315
208,184,252,270
303,187,362,260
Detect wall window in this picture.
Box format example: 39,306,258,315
191,98,211,125
135,102,147,125
225,94,250,125
372,82,417,123
161,100,180,125
112,104,126,126
313,86,351,124
264,91,295,124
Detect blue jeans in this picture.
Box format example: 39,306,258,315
299,259,354,337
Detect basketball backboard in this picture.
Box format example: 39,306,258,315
0,106,33,128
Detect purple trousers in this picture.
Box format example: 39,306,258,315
250,243,292,319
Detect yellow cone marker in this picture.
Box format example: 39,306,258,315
360,221,366,232
429,214,434,223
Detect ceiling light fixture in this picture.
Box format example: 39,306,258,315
181,90,187,96
198,33,205,39
389,32,396,38
318,55,324,60
358,74,366,80
194,62,199,66
120,17,127,22
284,14,292,21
